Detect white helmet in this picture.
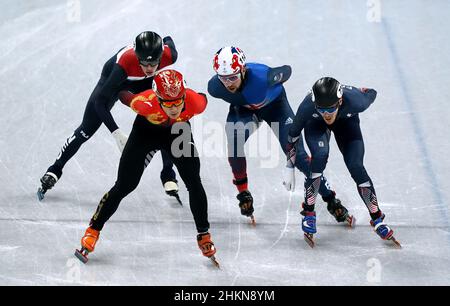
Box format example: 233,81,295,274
213,46,246,76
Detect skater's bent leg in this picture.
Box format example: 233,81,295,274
89,186,124,231
225,107,257,193
292,142,334,200
318,176,334,199
48,124,99,177
90,127,153,231
300,120,336,200
303,121,331,210
90,173,144,231
259,93,331,199
345,146,381,220
160,149,176,185
172,144,209,233
303,174,322,212
143,150,158,168
356,179,381,220
228,157,248,192
335,118,382,220
47,80,107,177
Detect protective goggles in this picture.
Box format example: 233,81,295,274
159,97,184,108
218,73,241,84
316,102,340,114
139,58,160,67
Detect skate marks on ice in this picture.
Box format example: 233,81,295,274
1,213,450,285
269,191,293,250
1,0,450,285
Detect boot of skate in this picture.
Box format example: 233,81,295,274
81,227,100,253
197,232,216,258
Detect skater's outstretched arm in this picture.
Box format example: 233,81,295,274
329,86,377,120
95,36,177,134
207,75,226,100
118,90,159,117
283,93,315,191
160,36,178,67
352,87,377,113
118,90,138,107
118,87,207,122
286,93,315,163
267,65,292,86
94,65,128,133
186,90,208,115
289,93,314,140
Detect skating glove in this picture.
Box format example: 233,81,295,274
112,129,128,153
282,166,295,191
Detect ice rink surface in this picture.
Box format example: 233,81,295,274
0,0,449,286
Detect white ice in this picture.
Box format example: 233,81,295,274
0,0,449,286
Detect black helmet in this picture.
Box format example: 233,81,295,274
312,77,343,108
134,31,163,65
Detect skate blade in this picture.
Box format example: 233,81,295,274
167,191,183,206
209,255,220,269
346,215,356,228
37,188,46,201
389,237,402,249
250,215,256,226
304,233,315,248
74,248,89,264
174,195,183,206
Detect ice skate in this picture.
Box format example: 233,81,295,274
301,211,317,248
164,180,182,205
197,233,220,268
324,195,355,228
237,190,256,226
370,214,401,248
37,172,58,201
74,227,100,263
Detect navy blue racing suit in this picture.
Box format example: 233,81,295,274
289,86,382,219
208,62,334,199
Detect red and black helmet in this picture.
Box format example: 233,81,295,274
152,69,186,101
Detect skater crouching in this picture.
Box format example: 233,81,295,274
286,77,400,248
208,47,349,225
38,31,179,201
75,69,218,266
